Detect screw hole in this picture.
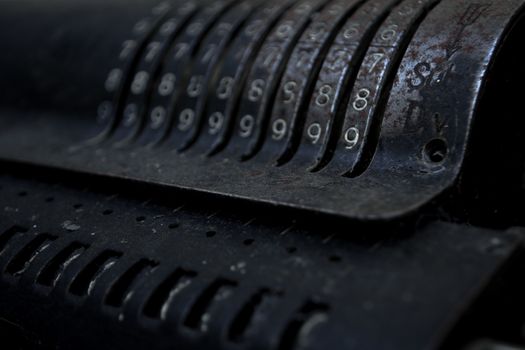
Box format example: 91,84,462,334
168,222,179,229
18,191,27,197
73,204,83,210
45,197,55,203
329,255,342,263
103,209,113,216
423,139,448,164
243,239,255,246
287,247,297,254
206,231,216,238
136,216,146,223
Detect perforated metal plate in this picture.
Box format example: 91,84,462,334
0,167,522,350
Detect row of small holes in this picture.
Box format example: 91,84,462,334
0,174,342,349
9,191,336,282
6,193,346,269
100,209,178,229
99,205,344,263
83,200,343,263
0,200,342,284
8,187,346,265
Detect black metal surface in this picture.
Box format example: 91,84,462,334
4,1,525,349
1,0,524,220
0,167,522,350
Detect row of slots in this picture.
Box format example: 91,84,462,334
0,225,329,349
97,0,438,175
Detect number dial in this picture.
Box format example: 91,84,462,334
93,2,170,141
325,0,437,176
163,1,260,151
5,0,522,221
136,0,233,147
190,0,297,156
258,0,363,165
111,1,199,146
223,0,329,161
289,0,399,169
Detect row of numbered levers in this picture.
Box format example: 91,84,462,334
97,0,438,176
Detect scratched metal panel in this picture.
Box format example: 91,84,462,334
0,0,523,220
0,170,522,349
